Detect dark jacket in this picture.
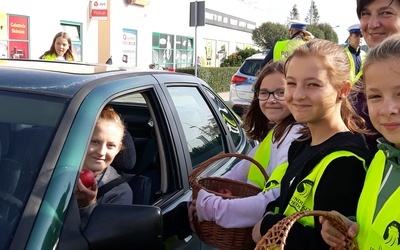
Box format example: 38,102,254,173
259,132,373,249
79,166,133,227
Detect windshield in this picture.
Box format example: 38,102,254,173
0,91,68,249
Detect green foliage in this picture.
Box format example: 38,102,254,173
237,47,260,60
175,67,239,93
305,0,320,24
289,4,300,21
306,24,338,43
318,23,338,43
252,22,288,50
220,47,260,67
307,25,325,39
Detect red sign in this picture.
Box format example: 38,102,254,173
90,0,108,20
8,15,29,40
91,10,108,17
9,41,29,59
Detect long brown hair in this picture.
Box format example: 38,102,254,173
41,32,75,61
242,60,297,145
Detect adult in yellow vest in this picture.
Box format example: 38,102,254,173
252,39,373,249
188,61,303,230
260,20,313,68
321,34,400,250
40,32,75,61
345,24,366,85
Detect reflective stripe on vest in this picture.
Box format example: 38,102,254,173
344,47,366,85
283,151,367,227
356,150,400,249
248,130,274,189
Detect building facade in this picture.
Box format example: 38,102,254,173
0,0,264,69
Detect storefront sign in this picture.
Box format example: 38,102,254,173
8,15,28,40
90,0,108,20
121,28,137,67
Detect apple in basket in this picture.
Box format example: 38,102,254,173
80,169,95,188
218,188,233,196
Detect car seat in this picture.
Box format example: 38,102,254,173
112,130,152,205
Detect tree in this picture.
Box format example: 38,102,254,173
318,23,338,43
304,23,338,43
305,0,320,25
288,4,300,21
252,22,288,50
306,25,325,39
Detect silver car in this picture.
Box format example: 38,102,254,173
228,53,265,116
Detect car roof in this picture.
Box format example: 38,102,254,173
246,53,266,60
0,59,195,97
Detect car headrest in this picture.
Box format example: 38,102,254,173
0,123,10,156
112,130,136,171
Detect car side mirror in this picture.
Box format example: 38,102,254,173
82,204,163,250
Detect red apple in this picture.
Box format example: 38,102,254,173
80,169,95,188
218,188,233,196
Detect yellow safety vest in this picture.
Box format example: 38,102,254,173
344,47,366,85
356,150,400,249
273,40,290,61
283,151,367,227
273,39,306,61
43,53,73,61
248,130,274,189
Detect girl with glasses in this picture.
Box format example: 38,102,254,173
188,60,303,231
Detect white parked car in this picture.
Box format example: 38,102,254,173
228,53,266,116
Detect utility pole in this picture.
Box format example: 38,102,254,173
189,1,205,77
310,0,313,25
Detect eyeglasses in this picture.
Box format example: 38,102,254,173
256,89,285,101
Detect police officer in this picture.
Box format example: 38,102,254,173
345,24,366,84
260,20,313,68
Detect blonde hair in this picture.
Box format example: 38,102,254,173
98,105,126,148
284,39,368,138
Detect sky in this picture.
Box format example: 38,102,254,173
248,0,361,44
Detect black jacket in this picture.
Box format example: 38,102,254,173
259,132,373,249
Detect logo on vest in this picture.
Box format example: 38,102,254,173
383,221,400,246
265,180,279,190
288,180,314,212
297,180,314,197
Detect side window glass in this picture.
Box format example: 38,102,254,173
205,89,242,147
168,86,224,168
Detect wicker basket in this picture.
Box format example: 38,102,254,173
255,210,358,250
189,153,269,250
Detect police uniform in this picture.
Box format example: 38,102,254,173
345,24,366,84
261,21,313,68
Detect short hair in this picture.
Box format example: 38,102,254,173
357,0,397,19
